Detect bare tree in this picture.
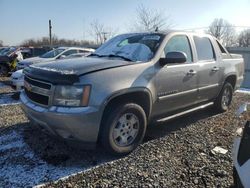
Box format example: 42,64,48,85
208,18,237,47
89,19,117,45
21,35,97,48
0,40,3,47
238,29,250,47
131,4,172,32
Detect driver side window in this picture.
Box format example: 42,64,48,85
164,35,193,63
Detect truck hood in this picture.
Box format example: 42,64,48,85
24,57,135,84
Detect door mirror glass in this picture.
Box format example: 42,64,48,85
160,51,187,66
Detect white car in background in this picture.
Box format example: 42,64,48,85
16,47,94,70
11,47,95,91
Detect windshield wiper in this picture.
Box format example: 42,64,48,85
105,54,133,61
89,53,133,62
88,53,102,57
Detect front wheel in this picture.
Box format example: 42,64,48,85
101,103,147,155
214,82,233,112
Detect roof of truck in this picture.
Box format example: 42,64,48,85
121,30,214,38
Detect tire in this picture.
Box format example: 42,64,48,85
233,167,243,188
101,103,147,155
214,82,233,112
0,64,8,76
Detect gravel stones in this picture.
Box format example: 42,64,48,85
0,76,249,187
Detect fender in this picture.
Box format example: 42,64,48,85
222,72,237,88
102,87,153,119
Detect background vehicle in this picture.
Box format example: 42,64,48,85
21,31,244,155
0,47,23,76
64,52,93,59
0,47,8,54
21,47,51,59
11,48,94,91
233,103,250,188
16,47,94,70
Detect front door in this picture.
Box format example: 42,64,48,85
153,35,199,117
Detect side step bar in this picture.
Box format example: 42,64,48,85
157,102,214,123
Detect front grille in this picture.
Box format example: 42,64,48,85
24,76,52,106
25,88,49,105
24,76,51,89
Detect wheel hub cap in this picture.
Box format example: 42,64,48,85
112,113,139,147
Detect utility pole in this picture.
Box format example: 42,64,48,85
216,25,220,39
101,32,108,44
49,20,52,47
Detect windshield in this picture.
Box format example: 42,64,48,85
0,47,16,56
93,33,164,62
40,48,65,58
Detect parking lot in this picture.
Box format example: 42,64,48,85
0,76,249,187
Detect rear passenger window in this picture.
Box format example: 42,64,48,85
164,35,193,63
193,36,215,61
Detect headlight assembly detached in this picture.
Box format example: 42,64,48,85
53,85,91,107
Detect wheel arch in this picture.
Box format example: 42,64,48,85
101,87,153,120
224,74,237,89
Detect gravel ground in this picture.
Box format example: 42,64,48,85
0,105,119,187
44,94,250,188
0,76,15,94
0,82,249,187
0,77,20,107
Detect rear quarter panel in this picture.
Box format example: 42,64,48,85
220,57,244,90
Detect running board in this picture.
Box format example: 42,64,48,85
157,102,214,123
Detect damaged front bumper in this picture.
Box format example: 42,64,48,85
20,91,102,148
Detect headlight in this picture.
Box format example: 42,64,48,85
53,85,91,107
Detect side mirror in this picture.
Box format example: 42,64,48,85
159,51,187,66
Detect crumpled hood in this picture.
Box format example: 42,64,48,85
30,57,134,75
24,57,135,84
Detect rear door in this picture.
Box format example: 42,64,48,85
193,36,220,102
154,34,199,116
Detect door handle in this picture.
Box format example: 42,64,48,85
187,70,197,76
212,67,220,72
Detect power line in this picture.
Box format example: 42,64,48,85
183,25,250,31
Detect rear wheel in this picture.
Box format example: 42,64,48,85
214,82,233,112
0,64,8,76
101,103,147,155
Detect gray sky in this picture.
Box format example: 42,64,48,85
0,0,250,45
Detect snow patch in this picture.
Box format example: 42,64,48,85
0,127,113,187
0,93,20,106
236,88,250,94
0,82,8,88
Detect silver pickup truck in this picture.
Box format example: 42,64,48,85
20,31,244,155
